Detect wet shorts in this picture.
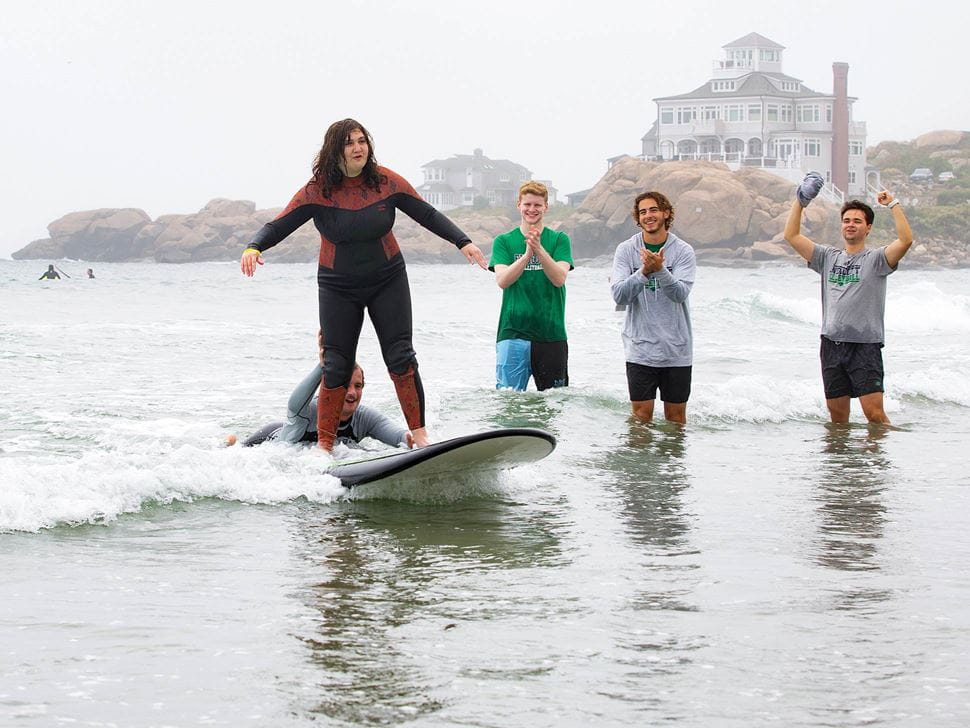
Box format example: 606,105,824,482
626,362,692,403
820,336,885,399
496,339,568,391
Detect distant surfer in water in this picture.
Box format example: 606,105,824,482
784,175,913,425
38,264,60,280
489,181,574,391
610,191,696,425
230,349,413,449
239,119,486,451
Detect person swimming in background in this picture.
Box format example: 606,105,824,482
86,268,95,279
38,264,60,280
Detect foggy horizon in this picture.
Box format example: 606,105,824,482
2,0,965,258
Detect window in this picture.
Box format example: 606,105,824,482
849,140,864,156
797,105,820,123
759,49,778,62
766,104,779,122
713,80,735,92
804,138,820,157
499,174,510,183
748,104,762,121
771,138,798,160
825,104,832,123
725,104,743,122
660,107,674,124
848,171,857,184
780,104,793,122
677,106,696,124
701,105,719,121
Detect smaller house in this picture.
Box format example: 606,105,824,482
417,149,534,210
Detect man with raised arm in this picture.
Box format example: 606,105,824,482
489,181,574,391
784,174,914,425
611,191,696,425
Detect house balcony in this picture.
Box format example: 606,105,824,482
690,120,725,136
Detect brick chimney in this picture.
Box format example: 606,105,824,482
832,62,849,193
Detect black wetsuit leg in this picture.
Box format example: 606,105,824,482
366,267,426,429
318,283,366,389
367,267,417,374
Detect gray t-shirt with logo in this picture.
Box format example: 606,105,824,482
808,243,895,344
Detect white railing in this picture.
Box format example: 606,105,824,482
821,183,844,205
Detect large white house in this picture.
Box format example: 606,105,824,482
639,33,876,198
417,148,556,211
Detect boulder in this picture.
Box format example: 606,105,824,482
11,237,64,259
561,158,839,255
915,130,967,149
47,208,151,262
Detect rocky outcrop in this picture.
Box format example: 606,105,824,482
12,153,970,267
559,158,839,263
18,208,152,262
915,130,967,149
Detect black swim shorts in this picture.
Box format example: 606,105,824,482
626,362,692,403
819,336,885,399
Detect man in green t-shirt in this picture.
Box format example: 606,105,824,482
488,181,574,390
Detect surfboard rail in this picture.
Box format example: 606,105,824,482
328,427,556,487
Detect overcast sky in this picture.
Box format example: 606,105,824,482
1,0,965,258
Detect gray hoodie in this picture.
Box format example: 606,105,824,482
610,231,695,367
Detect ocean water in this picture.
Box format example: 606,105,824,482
1,258,969,726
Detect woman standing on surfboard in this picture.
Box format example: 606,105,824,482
240,119,486,451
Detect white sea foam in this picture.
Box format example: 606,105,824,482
892,365,970,407
2,261,968,533
0,443,346,533
702,291,821,328
887,281,970,334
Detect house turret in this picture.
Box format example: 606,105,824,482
713,32,785,79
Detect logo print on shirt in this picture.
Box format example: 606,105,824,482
513,253,543,271
828,262,861,286
643,266,673,292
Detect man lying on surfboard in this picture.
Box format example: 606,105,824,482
227,361,414,449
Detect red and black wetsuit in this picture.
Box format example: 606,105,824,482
248,166,470,436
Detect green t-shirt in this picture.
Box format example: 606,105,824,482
488,227,574,343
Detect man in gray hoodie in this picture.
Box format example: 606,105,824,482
610,191,696,424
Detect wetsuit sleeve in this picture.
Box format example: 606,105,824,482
652,245,695,303
384,172,471,249
276,365,322,443
353,405,408,447
248,184,320,253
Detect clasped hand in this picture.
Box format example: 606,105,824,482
640,248,664,275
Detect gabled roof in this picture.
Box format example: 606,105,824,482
724,32,784,50
641,121,658,141
422,152,529,174
654,72,830,101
